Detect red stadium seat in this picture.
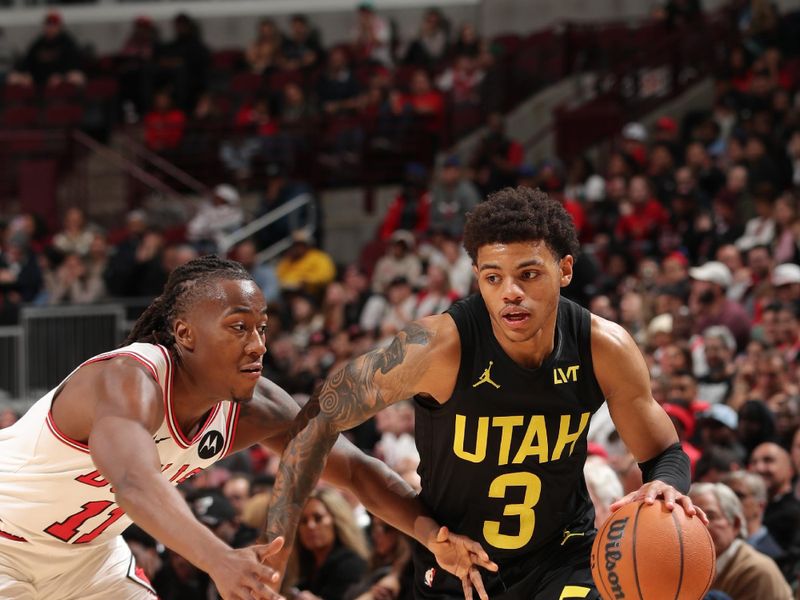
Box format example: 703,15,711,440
44,81,82,102
3,83,36,105
212,49,245,72
230,72,265,97
42,104,84,128
1,106,40,129
85,78,119,101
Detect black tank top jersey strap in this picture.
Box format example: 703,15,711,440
414,294,605,573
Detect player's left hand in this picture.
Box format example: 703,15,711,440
427,526,498,600
610,480,709,526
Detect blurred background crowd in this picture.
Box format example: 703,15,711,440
2,0,800,598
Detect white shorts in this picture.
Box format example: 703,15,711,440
0,534,156,600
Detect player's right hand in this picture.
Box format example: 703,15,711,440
210,537,285,600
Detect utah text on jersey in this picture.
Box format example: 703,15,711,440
452,412,591,466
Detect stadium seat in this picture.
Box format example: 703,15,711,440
42,104,84,128
0,106,40,129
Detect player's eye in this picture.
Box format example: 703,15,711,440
521,271,537,280
486,274,500,284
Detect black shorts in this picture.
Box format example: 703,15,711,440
412,532,601,600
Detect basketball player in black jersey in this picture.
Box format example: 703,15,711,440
266,187,708,599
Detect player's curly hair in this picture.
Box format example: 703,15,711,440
125,255,254,358
462,187,580,263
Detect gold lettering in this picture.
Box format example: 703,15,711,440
512,415,549,464
492,416,524,465
453,414,489,463
551,412,590,460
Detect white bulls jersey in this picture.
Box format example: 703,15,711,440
0,342,241,554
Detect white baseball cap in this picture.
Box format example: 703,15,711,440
689,261,732,289
622,122,647,143
213,184,240,205
772,263,800,287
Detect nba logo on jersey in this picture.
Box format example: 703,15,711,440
424,567,436,588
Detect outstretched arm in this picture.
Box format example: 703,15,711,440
265,321,437,548
83,359,284,600
261,316,495,594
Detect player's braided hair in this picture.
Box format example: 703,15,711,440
125,255,254,356
463,186,580,263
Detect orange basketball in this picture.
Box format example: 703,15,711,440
590,500,715,600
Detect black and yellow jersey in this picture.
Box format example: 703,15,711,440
414,294,606,577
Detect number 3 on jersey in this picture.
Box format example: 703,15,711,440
483,471,542,550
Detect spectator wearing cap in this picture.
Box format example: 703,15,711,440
620,121,648,168
186,184,244,254
371,230,422,294
697,326,737,405
722,471,786,565
276,230,336,297
748,442,800,561
427,155,480,238
697,404,746,461
191,489,257,552
689,261,751,351
378,164,431,242
8,11,85,88
772,263,800,305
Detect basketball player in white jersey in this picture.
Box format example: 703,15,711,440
0,255,495,600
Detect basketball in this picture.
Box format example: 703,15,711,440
590,500,715,600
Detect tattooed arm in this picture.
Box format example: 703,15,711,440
264,315,495,594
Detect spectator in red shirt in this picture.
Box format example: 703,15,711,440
398,69,445,135
378,163,431,241
143,90,186,152
615,174,669,253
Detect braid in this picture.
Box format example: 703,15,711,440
125,255,254,355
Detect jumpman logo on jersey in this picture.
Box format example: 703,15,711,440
560,529,585,546
472,361,501,389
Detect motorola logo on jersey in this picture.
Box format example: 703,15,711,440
198,431,224,459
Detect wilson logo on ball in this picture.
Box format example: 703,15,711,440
604,517,628,599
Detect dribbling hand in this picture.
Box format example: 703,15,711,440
210,537,286,600
610,481,709,525
427,526,498,600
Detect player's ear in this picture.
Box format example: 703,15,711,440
173,318,195,352
559,255,574,287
